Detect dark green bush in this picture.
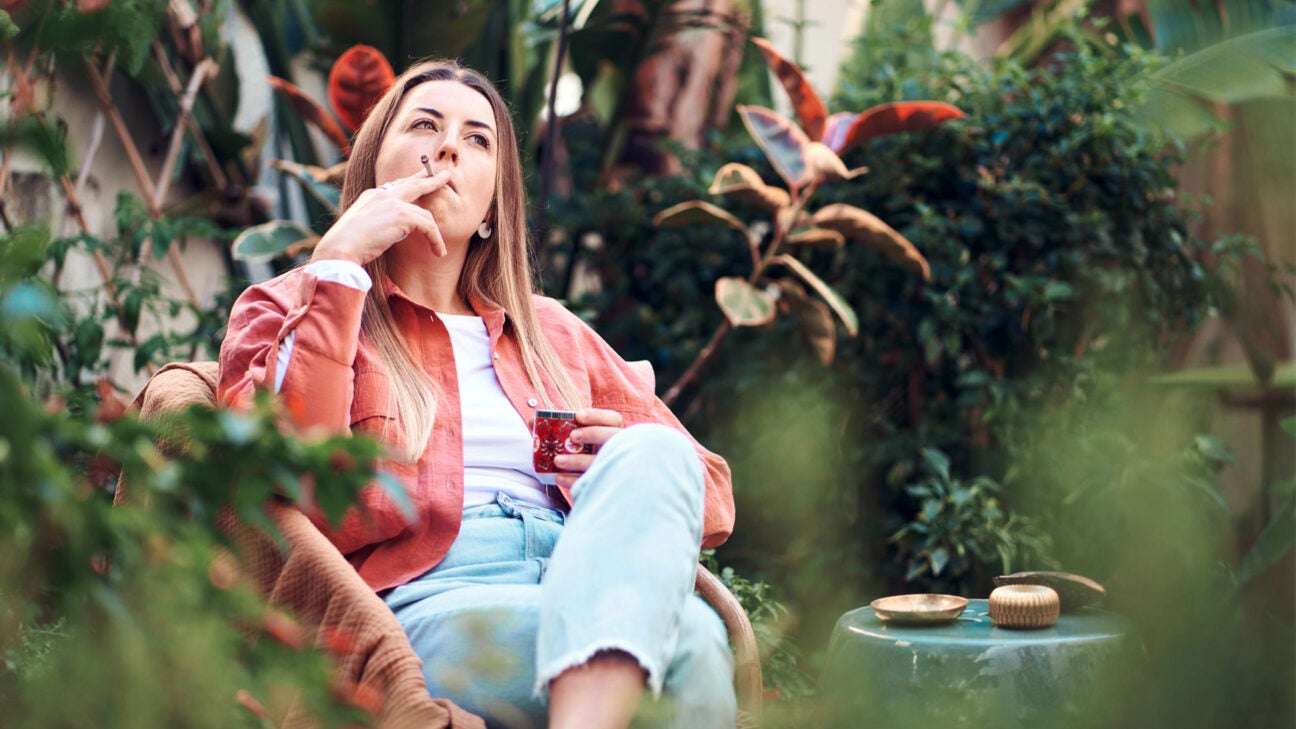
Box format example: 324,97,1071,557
542,35,1275,718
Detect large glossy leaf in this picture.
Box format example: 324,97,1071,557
779,281,836,365
1142,0,1289,54
328,44,395,133
810,203,931,281
837,101,966,153
737,105,812,190
805,142,867,184
714,277,777,327
268,76,351,157
269,159,345,214
785,227,845,250
750,36,828,141
1145,25,1296,106
652,200,749,237
772,255,858,336
231,221,319,263
708,163,791,211
822,111,857,153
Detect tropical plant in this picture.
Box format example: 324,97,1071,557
651,36,963,405
229,43,397,264
888,447,1053,591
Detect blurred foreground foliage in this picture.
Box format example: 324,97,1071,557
0,366,391,726
545,14,1293,723
0,159,390,729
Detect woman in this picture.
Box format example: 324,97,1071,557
219,59,737,729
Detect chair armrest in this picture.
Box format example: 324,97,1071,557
227,502,485,729
696,563,763,726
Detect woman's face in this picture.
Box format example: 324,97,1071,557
374,80,498,247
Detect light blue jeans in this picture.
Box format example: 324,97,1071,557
382,424,737,729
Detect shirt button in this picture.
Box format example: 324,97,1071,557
527,397,538,407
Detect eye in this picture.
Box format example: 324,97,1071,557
412,118,437,131
468,132,491,149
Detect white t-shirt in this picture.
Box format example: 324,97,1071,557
277,261,553,510
438,312,554,509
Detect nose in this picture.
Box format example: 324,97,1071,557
435,133,459,166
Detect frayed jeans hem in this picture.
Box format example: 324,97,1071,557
533,639,665,699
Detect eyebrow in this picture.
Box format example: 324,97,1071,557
411,107,495,135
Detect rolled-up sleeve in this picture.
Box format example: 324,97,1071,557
218,269,368,433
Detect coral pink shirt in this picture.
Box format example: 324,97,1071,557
218,268,735,592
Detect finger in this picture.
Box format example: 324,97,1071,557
399,169,452,201
571,425,620,448
555,473,579,490
554,453,596,473
396,204,445,256
575,408,624,428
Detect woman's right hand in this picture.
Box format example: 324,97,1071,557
310,168,453,266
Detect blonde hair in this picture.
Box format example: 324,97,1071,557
340,59,586,462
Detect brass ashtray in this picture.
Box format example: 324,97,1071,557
870,594,969,625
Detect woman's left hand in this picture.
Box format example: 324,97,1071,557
552,408,624,488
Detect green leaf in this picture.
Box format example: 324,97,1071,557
1151,26,1296,103
920,499,942,523
0,116,72,177
1237,496,1296,585
737,105,812,190
230,221,318,263
771,254,858,336
0,224,52,284
1194,434,1237,467
0,10,19,41
922,447,951,481
905,560,929,581
930,547,950,576
714,278,777,328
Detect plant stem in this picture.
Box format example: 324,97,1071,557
662,186,810,406
662,319,732,407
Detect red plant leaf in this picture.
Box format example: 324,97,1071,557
95,377,128,423
771,254,858,336
779,282,837,366
839,101,966,153
786,227,845,250
653,200,750,238
328,45,395,133
822,111,858,153
268,76,352,157
737,105,812,191
708,163,791,211
810,203,931,281
750,37,828,141
805,142,867,185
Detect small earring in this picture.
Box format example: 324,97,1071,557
477,222,492,239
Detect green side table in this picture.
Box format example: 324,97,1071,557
818,599,1140,728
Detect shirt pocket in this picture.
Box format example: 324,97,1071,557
350,370,398,439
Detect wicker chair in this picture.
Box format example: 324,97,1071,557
122,362,762,728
